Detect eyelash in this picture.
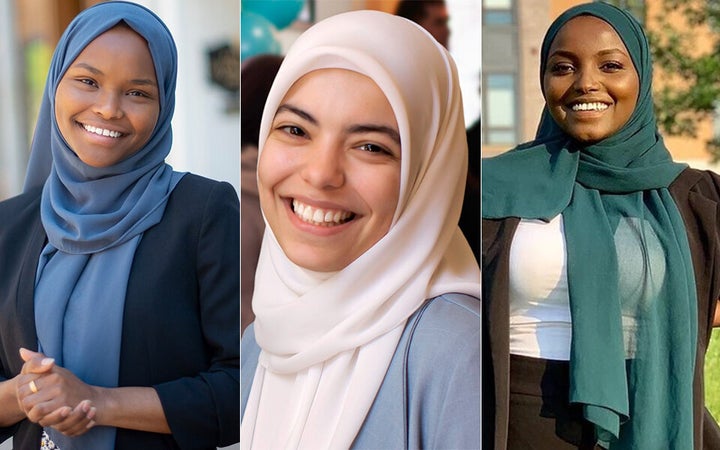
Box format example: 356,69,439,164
357,143,391,155
280,125,307,138
600,61,624,72
78,78,98,87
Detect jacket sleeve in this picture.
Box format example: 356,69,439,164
152,181,240,449
0,373,21,444
671,168,720,448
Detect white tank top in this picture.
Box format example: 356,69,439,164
508,215,572,360
508,214,666,361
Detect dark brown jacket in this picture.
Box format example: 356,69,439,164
482,167,720,449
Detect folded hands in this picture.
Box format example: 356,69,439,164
15,348,97,437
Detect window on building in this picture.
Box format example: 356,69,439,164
483,0,513,25
599,0,646,24
483,73,517,145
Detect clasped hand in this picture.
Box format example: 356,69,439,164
15,348,97,437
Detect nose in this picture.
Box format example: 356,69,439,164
92,90,124,120
573,67,600,93
300,141,345,189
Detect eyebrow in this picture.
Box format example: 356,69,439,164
71,62,157,87
347,124,401,146
276,104,317,125
276,103,401,145
548,48,629,59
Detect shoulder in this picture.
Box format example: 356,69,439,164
410,293,479,332
137,174,239,262
0,188,43,240
163,174,239,226
670,167,720,202
170,173,238,206
403,294,480,365
0,187,42,219
669,168,720,231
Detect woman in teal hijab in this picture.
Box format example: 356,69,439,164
482,2,720,449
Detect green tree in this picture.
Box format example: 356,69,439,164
645,0,720,161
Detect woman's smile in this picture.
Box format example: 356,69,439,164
570,101,609,112
290,199,355,227
79,121,125,139
564,100,612,122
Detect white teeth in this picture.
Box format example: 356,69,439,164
292,199,353,226
312,209,324,222
302,207,313,222
83,124,122,138
572,102,609,112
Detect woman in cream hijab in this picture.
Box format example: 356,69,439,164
240,9,480,450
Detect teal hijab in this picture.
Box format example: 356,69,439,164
483,3,697,448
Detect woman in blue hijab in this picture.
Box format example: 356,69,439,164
0,2,239,449
483,2,720,449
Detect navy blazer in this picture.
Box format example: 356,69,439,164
0,174,240,450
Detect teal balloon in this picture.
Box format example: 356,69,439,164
241,11,282,62
242,0,305,30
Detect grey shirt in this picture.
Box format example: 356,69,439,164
241,293,481,450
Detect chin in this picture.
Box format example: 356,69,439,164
568,130,608,144
286,250,349,273
573,137,601,144
565,124,616,144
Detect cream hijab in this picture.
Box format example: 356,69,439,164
241,10,480,449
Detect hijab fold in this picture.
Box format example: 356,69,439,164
241,10,480,449
483,3,696,448
27,2,184,449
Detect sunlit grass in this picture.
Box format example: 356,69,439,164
707,328,720,421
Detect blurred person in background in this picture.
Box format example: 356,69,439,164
394,0,450,49
241,54,284,334
461,79,480,263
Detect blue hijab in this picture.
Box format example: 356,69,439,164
483,3,697,448
28,2,184,448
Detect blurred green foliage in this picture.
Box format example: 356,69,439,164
645,0,720,162
707,329,720,421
